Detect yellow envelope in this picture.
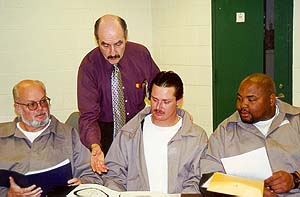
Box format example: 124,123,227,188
207,172,264,197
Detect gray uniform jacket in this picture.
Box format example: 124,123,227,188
201,99,300,196
103,107,208,194
0,115,102,196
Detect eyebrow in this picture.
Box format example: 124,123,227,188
24,96,47,103
100,40,123,46
151,96,172,102
237,93,256,98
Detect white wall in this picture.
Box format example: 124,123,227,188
0,0,153,122
151,0,213,134
0,0,299,137
293,0,300,106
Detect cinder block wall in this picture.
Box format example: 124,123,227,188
151,0,213,134
0,0,299,136
0,0,153,122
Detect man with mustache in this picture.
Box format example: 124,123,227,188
201,73,300,196
0,80,101,196
77,14,159,174
102,71,208,193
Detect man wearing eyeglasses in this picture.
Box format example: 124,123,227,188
0,80,101,196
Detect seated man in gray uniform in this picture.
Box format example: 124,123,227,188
103,71,208,194
201,73,300,196
0,80,101,196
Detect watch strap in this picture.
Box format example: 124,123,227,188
291,171,300,189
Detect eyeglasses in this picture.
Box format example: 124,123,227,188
15,97,51,111
73,187,109,196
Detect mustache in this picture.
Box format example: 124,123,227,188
153,109,164,113
239,108,249,113
34,111,48,117
107,55,120,59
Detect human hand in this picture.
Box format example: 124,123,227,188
263,187,278,197
264,171,294,194
90,144,109,174
7,176,42,197
67,178,81,186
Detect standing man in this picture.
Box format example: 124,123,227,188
201,73,300,196
0,80,101,196
103,71,208,194
77,14,160,174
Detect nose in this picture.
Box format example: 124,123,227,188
156,101,162,110
240,98,249,108
110,45,116,56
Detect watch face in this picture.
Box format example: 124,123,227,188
296,176,300,184
292,172,300,189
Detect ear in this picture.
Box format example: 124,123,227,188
176,98,183,108
14,103,21,116
270,93,276,106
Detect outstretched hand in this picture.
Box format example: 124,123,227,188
90,144,109,174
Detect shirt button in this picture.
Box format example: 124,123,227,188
125,100,128,103
126,112,129,116
122,86,125,89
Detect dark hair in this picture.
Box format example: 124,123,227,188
94,15,128,40
150,71,183,100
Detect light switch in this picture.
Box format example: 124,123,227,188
236,12,245,23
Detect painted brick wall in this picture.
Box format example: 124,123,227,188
151,0,213,135
0,0,299,137
0,0,153,122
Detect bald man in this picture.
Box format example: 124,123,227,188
201,73,300,196
0,80,101,196
77,14,159,174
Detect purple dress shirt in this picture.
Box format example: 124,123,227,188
77,41,159,149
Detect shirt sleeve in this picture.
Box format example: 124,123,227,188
182,127,208,193
71,127,103,184
200,125,227,175
77,62,101,148
102,133,127,191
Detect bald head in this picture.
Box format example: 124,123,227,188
13,80,50,131
240,73,276,96
94,14,128,41
94,14,128,65
13,80,46,102
236,73,277,123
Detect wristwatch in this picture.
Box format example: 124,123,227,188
291,171,300,189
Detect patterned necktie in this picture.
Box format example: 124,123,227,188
111,64,126,137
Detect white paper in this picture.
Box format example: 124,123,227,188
221,147,272,181
25,159,70,175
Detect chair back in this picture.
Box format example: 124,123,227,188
65,111,80,133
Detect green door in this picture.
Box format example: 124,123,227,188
213,0,293,129
274,0,293,104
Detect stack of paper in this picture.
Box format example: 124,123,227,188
207,172,264,197
201,147,273,196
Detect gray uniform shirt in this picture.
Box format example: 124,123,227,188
201,99,300,196
0,115,102,196
103,107,208,194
